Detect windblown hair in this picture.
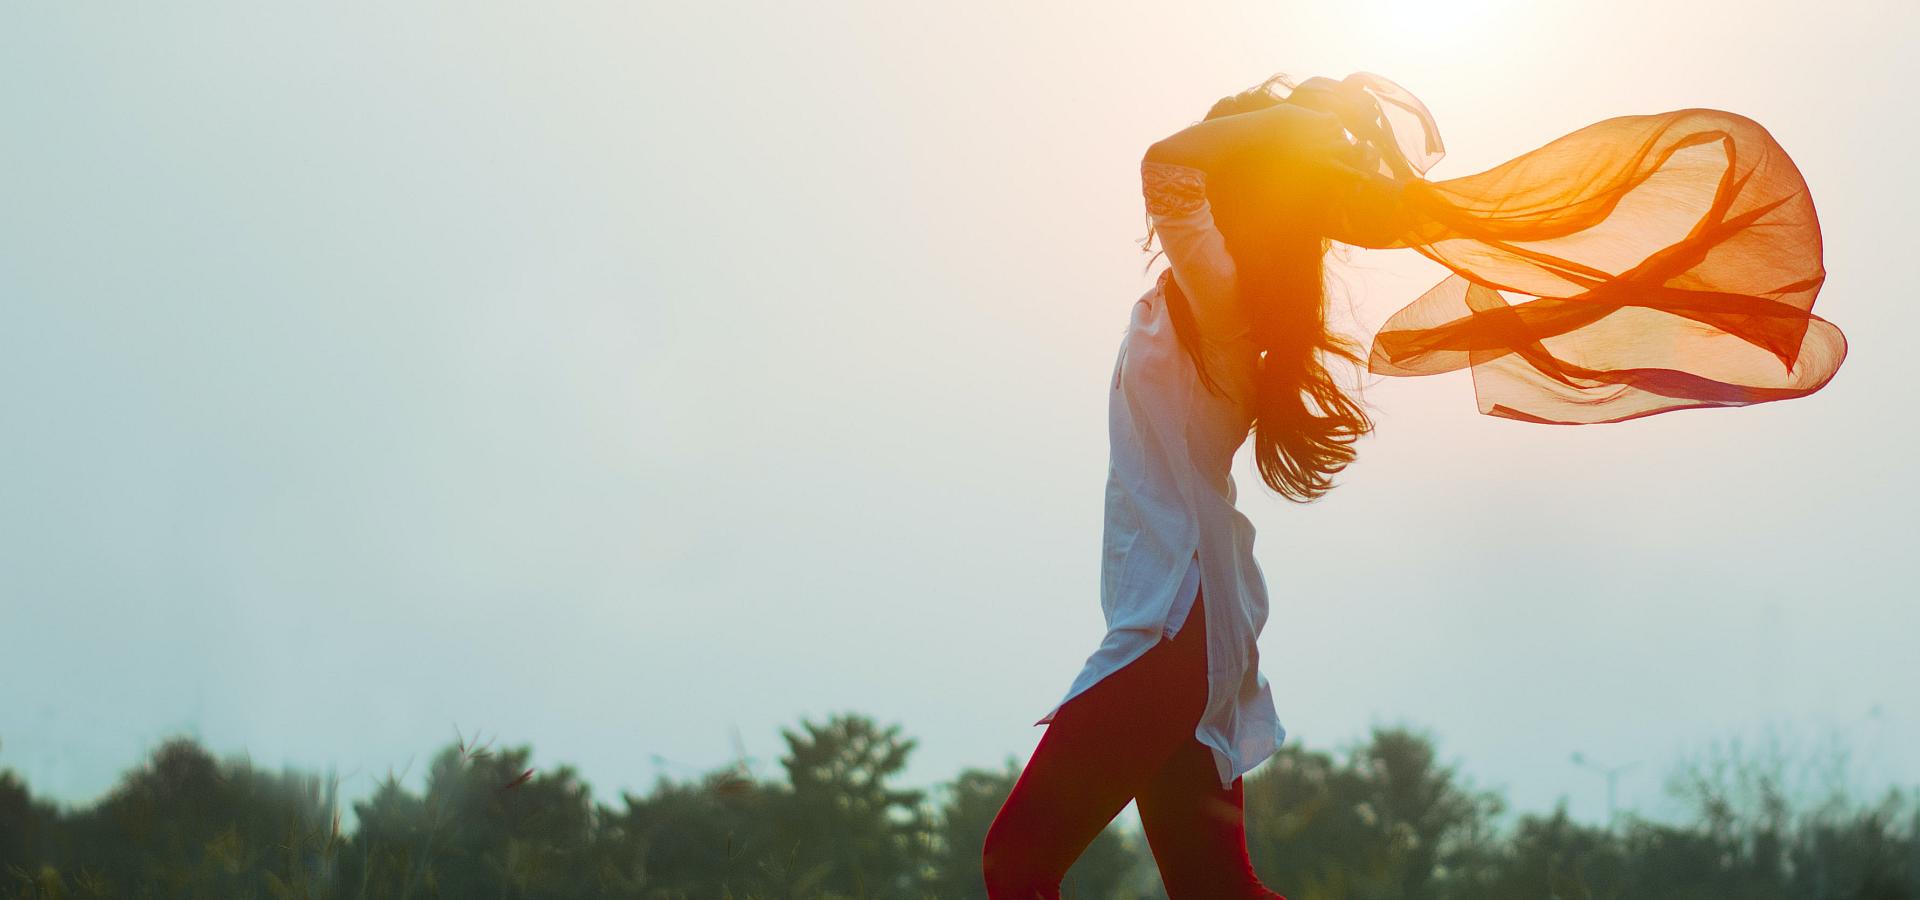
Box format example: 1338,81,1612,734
1143,74,1374,503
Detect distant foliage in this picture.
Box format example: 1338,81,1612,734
1,717,1915,899
1240,725,1507,899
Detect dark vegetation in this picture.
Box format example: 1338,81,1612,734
2,716,1915,899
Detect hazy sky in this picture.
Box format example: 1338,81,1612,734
4,0,1916,835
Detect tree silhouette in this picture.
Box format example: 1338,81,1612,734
338,733,618,899
619,764,787,898
0,769,61,893
1240,725,1504,900
23,737,340,899
3,716,1917,899
775,712,933,899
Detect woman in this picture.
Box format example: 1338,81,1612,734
979,73,1373,900
981,72,1842,899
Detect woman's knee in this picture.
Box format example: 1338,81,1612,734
981,818,1045,898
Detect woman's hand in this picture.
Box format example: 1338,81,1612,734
1144,101,1354,179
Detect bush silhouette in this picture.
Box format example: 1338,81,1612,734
2,717,1914,899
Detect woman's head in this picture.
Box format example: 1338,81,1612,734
1146,73,1375,503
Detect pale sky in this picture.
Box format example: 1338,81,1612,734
3,0,1916,835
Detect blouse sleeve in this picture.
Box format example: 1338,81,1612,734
1142,160,1252,344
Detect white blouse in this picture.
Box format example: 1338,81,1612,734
1034,160,1287,791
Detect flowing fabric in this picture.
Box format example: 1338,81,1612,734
1290,72,1845,424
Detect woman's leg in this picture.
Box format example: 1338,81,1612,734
981,595,1210,900
1130,581,1284,899
1134,739,1284,899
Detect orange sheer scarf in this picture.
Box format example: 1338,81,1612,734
1294,72,1845,424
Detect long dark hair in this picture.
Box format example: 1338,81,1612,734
1143,74,1374,503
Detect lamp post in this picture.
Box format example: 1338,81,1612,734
1570,751,1640,828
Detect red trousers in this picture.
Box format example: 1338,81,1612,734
981,588,1285,899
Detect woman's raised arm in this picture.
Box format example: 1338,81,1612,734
1143,102,1349,180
